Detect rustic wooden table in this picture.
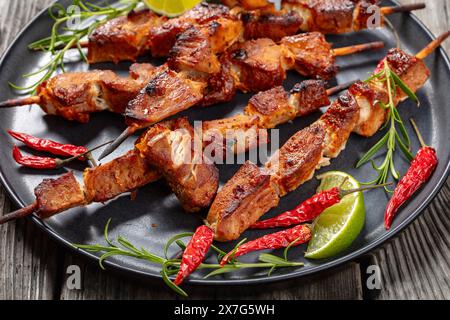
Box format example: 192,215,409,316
1,0,449,300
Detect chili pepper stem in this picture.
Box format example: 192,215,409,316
340,182,394,197
55,140,114,168
409,118,427,148
0,203,38,225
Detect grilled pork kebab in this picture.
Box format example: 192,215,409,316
206,33,449,242
2,29,448,227
78,1,423,64
1,31,380,122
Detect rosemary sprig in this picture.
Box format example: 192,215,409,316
74,219,305,297
356,60,418,191
11,0,141,93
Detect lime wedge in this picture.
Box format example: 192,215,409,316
144,0,202,17
305,171,365,260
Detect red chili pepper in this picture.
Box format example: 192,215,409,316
174,225,215,286
385,120,438,230
220,224,311,266
8,130,87,159
251,187,342,229
12,146,58,169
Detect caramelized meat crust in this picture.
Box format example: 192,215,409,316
88,10,165,63
136,118,219,213
245,86,296,128
229,38,286,92
319,92,360,157
150,2,232,57
35,172,86,219
281,32,337,79
207,161,279,242
290,80,330,116
241,9,303,41
266,123,326,196
125,66,206,127
83,150,160,203
37,64,156,122
200,58,237,106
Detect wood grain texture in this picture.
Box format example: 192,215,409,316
0,0,60,300
0,0,449,300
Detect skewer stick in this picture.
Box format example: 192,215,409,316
0,203,38,225
415,30,450,60
326,80,355,96
98,126,137,161
380,3,426,15
332,41,384,57
0,96,41,108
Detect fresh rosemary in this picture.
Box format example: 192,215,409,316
356,60,418,190
11,0,141,93
74,219,305,297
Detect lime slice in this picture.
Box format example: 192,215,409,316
144,0,202,17
305,171,365,260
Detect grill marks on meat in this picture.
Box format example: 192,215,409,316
207,161,279,242
281,32,337,79
266,123,326,196
125,66,206,128
136,118,219,213
36,63,157,122
241,9,303,42
229,38,287,92
88,10,166,64
168,18,243,76
151,2,233,57
35,172,86,219
207,48,431,242
84,150,160,203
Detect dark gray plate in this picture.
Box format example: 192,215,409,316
1,0,449,286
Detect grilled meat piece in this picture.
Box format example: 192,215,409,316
136,118,219,213
281,32,337,79
150,2,233,57
207,161,279,241
222,0,272,10
289,80,331,116
241,9,303,41
266,123,326,196
125,66,206,128
200,58,237,106
319,92,360,158
229,38,287,92
36,64,157,122
245,86,297,128
168,18,243,76
34,172,86,219
84,150,160,203
88,10,166,64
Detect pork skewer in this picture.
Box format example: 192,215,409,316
206,32,450,242
46,1,423,65
99,36,383,159
1,35,379,122
0,79,349,225
224,0,425,34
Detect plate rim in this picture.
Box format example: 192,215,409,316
0,0,449,286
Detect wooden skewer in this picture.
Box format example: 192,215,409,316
0,203,38,225
416,30,450,60
333,41,384,57
326,80,355,96
380,3,426,15
0,96,41,108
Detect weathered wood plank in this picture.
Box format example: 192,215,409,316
364,0,450,300
0,0,59,300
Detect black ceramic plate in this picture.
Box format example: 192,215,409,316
1,0,450,286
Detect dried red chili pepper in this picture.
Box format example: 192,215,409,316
12,146,58,169
8,130,88,159
220,224,312,266
174,225,215,285
384,119,438,230
251,183,390,230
